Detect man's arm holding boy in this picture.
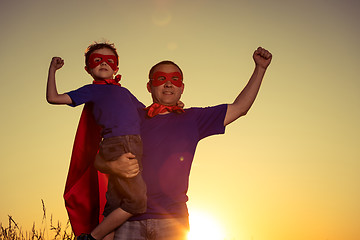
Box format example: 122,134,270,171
224,47,272,126
46,57,73,105
94,152,140,178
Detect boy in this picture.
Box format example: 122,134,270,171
46,42,147,240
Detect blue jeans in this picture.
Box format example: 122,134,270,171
114,218,189,240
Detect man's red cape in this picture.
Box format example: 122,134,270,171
63,103,108,236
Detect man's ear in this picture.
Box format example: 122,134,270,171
147,82,152,93
180,83,185,94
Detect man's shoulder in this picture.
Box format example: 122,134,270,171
176,104,227,121
184,104,227,113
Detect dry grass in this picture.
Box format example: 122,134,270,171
0,200,75,240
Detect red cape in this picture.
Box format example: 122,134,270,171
63,103,108,236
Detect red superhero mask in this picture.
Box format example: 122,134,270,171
88,53,118,71
151,71,183,87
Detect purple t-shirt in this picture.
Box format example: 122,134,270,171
131,104,227,220
67,84,144,138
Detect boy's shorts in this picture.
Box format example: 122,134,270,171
97,135,147,216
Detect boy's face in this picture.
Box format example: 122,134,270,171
86,48,118,81
147,64,184,106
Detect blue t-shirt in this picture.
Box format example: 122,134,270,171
67,84,144,138
131,104,227,220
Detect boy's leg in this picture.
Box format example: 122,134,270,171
94,136,145,239
91,208,132,240
119,135,147,214
102,231,114,240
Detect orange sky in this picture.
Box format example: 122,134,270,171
0,0,359,239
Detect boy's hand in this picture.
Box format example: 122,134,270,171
253,47,272,70
50,57,64,71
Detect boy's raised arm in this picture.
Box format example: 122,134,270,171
46,57,73,105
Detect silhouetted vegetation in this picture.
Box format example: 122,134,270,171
0,200,75,240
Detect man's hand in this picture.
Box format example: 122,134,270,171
224,46,272,126
95,152,140,178
253,47,272,70
109,153,140,178
49,57,64,71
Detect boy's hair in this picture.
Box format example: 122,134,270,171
85,42,119,68
148,60,183,80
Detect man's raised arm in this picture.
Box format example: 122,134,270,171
224,47,272,126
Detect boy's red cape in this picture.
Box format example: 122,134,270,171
63,103,108,236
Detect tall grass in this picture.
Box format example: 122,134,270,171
0,200,75,240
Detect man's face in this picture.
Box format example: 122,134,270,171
147,64,184,106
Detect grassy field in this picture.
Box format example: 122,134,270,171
0,200,75,240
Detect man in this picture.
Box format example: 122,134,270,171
96,47,272,240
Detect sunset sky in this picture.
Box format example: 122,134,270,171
0,0,359,239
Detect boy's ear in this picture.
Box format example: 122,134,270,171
114,67,119,75
147,82,152,93
85,66,91,74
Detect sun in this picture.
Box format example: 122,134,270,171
187,209,226,240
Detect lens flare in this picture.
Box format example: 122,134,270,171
187,210,226,240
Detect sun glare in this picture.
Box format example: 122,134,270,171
187,210,226,240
